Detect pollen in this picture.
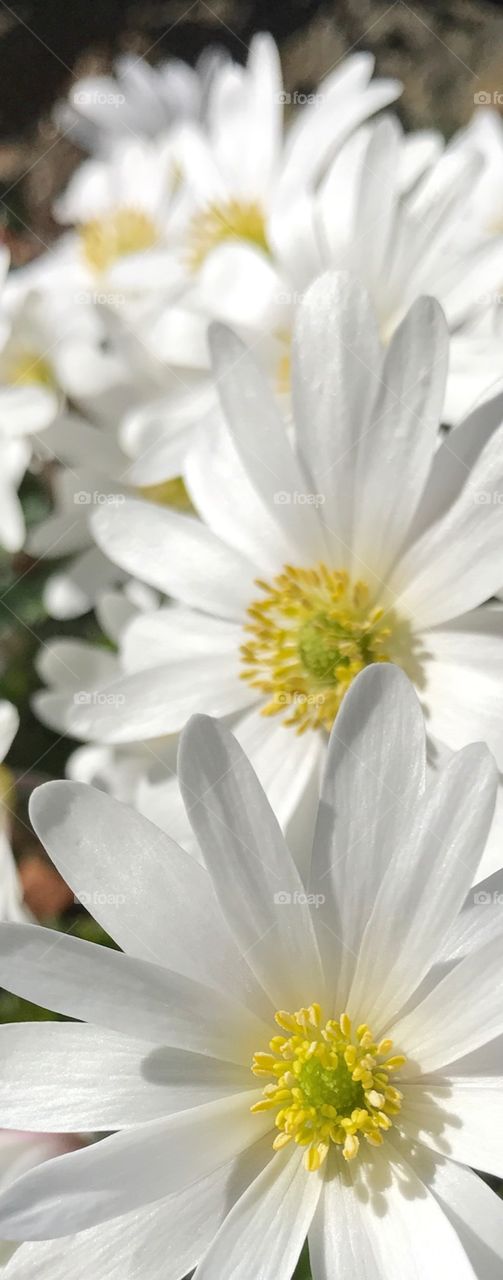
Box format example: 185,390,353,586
241,564,398,733
187,199,270,270
251,1004,406,1171
6,349,55,389
80,208,159,273
137,476,193,512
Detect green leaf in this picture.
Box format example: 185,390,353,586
293,1243,312,1279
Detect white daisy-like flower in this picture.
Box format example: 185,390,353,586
33,581,176,815
0,253,59,553
26,40,400,341
151,113,503,433
452,106,503,240
0,666,503,1278
0,1133,84,1266
0,702,29,925
55,50,218,155
63,271,503,878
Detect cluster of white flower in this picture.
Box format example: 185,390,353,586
0,34,503,1279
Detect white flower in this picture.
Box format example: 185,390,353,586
0,666,503,1278
159,114,503,429
0,253,59,553
0,702,29,924
63,271,503,879
55,51,214,154
451,106,503,239
33,582,176,815
0,1133,84,1266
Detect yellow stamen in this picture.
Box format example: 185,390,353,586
6,350,55,389
137,477,193,512
80,208,159,273
241,564,409,734
187,199,269,270
251,1003,406,1172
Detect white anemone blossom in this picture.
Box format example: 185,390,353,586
0,702,29,925
64,271,503,878
0,667,503,1278
0,253,58,553
0,1133,84,1266
138,112,503,444
55,50,219,154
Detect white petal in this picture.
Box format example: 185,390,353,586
185,413,295,573
391,931,503,1074
92,499,256,620
401,1079,503,1177
209,324,325,562
421,607,503,767
178,715,325,1010
3,1136,273,1280
389,423,503,626
120,605,241,671
427,1150,503,1280
351,297,448,579
0,1022,252,1130
0,1092,270,1238
310,1143,475,1280
347,743,497,1029
292,271,382,569
28,782,271,1018
69,657,254,743
0,924,270,1064
195,1148,321,1280
309,665,426,1005
0,702,18,762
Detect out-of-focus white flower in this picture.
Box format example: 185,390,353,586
0,1132,84,1265
0,703,29,925
0,667,503,1278
55,50,223,154
67,273,503,879
0,254,58,553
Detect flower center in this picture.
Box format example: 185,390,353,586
241,564,403,733
137,476,193,512
6,349,55,389
80,208,159,273
251,1005,406,1171
187,199,269,270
